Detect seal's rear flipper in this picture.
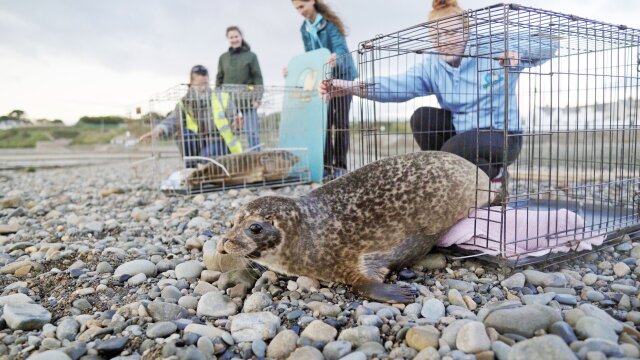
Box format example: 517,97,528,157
354,281,417,304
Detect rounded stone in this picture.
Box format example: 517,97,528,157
613,262,631,277
55,318,79,341
301,320,338,343
287,346,324,360
267,330,298,359
575,316,618,342
96,262,113,274
196,291,238,318
146,321,178,338
549,321,577,344
175,260,204,280
252,339,267,357
296,276,320,292
405,325,440,351
242,292,273,313
230,312,280,342
418,253,447,270
509,335,576,360
113,259,156,277
523,270,566,287
197,336,214,357
442,319,473,349
337,326,381,347
500,272,526,288
24,350,71,360
421,298,445,324
178,295,198,310
161,286,182,301
582,273,598,285
483,304,562,337
3,303,51,330
323,340,352,360
456,322,490,353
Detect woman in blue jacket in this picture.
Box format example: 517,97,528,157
290,0,357,178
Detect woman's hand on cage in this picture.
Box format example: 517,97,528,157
139,127,164,144
320,79,360,102
328,53,337,68
251,100,261,108
498,51,520,67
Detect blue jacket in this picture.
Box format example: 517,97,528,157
366,38,558,132
300,19,357,80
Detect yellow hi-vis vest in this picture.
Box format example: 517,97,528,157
180,92,243,154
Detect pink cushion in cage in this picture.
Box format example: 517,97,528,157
438,207,606,258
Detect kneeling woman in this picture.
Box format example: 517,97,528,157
321,0,557,185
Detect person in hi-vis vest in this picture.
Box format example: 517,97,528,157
140,65,244,167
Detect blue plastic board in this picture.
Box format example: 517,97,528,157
279,48,330,183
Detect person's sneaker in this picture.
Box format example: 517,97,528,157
333,168,347,178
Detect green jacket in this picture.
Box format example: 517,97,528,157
215,46,263,87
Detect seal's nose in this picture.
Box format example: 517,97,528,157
217,237,229,254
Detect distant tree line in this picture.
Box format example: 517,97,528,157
77,116,126,126
0,110,63,125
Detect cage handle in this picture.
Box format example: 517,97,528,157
183,156,231,177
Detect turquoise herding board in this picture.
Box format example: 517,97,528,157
279,48,330,183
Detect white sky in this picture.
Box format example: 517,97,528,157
1,0,638,124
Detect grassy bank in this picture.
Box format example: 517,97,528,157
0,124,148,148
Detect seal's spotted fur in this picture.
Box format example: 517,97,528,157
219,151,493,302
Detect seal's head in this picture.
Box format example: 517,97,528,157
217,196,302,262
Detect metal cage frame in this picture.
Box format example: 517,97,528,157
326,3,640,267
148,84,312,195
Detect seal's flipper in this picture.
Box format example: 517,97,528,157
355,281,417,303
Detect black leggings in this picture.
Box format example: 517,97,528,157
410,107,523,179
325,95,352,171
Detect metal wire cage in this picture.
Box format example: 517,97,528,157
149,84,311,194
326,3,640,266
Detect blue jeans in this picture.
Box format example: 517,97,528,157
244,108,261,150
179,129,229,168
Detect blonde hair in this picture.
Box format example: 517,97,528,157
429,0,463,21
294,0,348,36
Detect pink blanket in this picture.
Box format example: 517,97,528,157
438,207,606,257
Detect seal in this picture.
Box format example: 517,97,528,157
217,151,494,303
188,150,299,186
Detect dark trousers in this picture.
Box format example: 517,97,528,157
324,95,352,171
409,107,523,179
177,129,229,168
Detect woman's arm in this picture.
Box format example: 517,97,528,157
155,104,180,137
320,57,435,103
511,33,561,69
215,55,225,87
250,53,264,86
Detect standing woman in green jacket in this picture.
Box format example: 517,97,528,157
216,26,264,150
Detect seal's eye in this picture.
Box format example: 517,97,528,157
249,223,263,234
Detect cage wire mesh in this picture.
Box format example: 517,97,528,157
325,3,640,266
149,84,311,194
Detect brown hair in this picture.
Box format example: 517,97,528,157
429,0,464,21
294,0,348,36
226,26,251,50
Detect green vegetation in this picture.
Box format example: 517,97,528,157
77,116,126,126
0,107,155,148
0,122,149,149
0,128,50,148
